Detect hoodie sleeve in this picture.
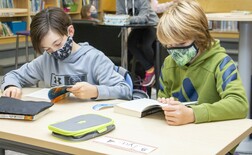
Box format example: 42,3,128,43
91,52,132,100
1,56,44,91
155,1,173,13
129,0,150,24
116,0,126,15
190,56,248,123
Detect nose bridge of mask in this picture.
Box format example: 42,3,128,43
51,36,73,60
167,42,196,54
167,42,198,66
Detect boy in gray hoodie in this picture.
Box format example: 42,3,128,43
1,7,132,100
116,0,159,87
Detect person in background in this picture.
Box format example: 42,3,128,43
1,7,132,100
157,0,248,127
116,0,159,87
151,0,174,13
81,4,100,22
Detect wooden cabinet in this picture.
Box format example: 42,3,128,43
0,0,82,45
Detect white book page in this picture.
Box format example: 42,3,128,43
117,99,165,112
117,99,198,112
25,88,50,100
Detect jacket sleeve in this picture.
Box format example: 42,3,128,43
91,52,132,100
1,56,44,91
155,1,173,13
116,0,126,15
129,0,150,24
190,56,249,123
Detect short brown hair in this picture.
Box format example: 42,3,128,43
30,7,72,54
157,0,214,52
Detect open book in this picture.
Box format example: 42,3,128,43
48,85,73,103
0,96,53,121
114,98,197,118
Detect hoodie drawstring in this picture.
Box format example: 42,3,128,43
125,0,135,16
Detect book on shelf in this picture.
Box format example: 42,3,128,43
0,22,13,37
30,0,45,13
208,21,238,32
0,0,15,16
0,22,3,37
0,96,53,121
114,98,198,118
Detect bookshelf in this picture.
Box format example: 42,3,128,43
158,0,252,39
0,0,82,45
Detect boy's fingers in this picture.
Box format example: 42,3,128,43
67,84,81,91
169,97,175,101
2,90,10,97
162,104,176,111
169,100,180,105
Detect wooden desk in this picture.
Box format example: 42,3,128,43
0,88,252,155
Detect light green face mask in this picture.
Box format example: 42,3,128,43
167,42,198,66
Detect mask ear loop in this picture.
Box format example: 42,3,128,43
67,24,75,38
66,26,72,37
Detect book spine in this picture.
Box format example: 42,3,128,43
0,114,33,120
141,107,162,117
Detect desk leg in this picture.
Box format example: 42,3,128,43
238,22,252,117
25,35,29,62
155,40,161,98
121,27,128,69
235,21,252,154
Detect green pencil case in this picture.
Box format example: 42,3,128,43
48,114,115,141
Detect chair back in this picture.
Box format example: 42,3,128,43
72,20,122,65
114,66,149,100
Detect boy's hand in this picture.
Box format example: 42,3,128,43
158,97,195,125
2,86,22,99
67,82,98,99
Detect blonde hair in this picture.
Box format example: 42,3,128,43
157,0,214,52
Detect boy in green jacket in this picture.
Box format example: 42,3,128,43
156,0,248,126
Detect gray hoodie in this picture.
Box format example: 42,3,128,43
1,43,132,100
116,0,159,24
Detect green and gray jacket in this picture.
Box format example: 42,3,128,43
158,40,248,123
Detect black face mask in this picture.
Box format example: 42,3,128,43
51,36,73,60
91,12,98,19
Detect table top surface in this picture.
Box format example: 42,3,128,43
96,23,157,28
0,88,252,155
206,13,252,21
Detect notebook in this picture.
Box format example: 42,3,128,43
0,96,53,121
